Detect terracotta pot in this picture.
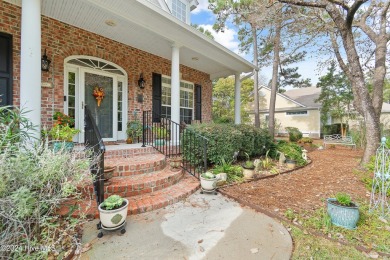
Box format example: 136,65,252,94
104,166,115,181
126,137,133,144
170,157,182,169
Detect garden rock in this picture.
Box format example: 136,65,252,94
216,173,227,187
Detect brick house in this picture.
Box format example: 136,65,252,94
0,0,255,143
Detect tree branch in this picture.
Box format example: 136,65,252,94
356,1,378,42
329,31,351,79
346,0,368,27
327,0,350,11
277,0,326,8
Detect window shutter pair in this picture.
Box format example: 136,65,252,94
152,73,202,123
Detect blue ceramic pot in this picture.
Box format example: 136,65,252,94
327,198,359,230
53,141,74,153
154,139,165,146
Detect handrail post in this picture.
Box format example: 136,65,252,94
142,111,146,147
203,139,207,175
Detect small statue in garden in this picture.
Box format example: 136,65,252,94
278,152,286,166
254,159,261,173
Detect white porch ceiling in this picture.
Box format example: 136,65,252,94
6,0,255,79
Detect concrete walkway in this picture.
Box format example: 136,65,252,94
81,191,292,260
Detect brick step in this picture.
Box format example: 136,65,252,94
58,174,200,218
82,167,184,199
105,153,166,177
104,146,158,159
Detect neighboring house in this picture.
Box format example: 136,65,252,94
0,0,254,143
251,86,390,138
249,86,322,138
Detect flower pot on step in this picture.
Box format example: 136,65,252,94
103,166,115,181
53,141,75,153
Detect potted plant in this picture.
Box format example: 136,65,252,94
242,153,255,180
126,112,142,144
98,195,129,228
327,192,359,230
103,165,115,182
200,171,218,194
153,126,167,146
285,158,297,169
48,124,80,152
169,156,182,170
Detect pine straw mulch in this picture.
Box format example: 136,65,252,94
220,146,369,215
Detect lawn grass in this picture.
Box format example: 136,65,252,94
289,225,368,259
285,201,390,257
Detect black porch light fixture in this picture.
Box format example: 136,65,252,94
41,49,51,72
138,73,145,89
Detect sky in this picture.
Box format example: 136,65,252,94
190,0,326,87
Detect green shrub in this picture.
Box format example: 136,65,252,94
0,108,93,259
182,123,273,165
298,137,313,144
277,142,306,166
212,158,243,183
285,127,303,142
0,106,36,152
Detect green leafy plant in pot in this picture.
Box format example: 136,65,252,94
200,171,219,194
153,126,167,146
48,124,80,152
242,152,255,180
327,192,359,230
98,195,129,228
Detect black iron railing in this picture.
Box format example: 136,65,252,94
142,110,208,178
84,105,105,206
142,110,181,157
181,127,209,179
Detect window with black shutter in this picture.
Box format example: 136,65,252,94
195,84,202,121
0,33,12,106
152,73,162,122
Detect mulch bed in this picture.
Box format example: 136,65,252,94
220,146,369,215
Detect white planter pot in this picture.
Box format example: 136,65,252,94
200,176,217,191
243,168,254,180
98,199,129,228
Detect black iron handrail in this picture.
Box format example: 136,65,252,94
84,105,105,206
142,110,208,178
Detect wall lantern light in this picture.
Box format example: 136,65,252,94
41,49,51,72
138,73,145,89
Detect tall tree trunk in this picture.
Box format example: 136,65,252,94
252,27,260,128
268,20,282,138
340,30,381,165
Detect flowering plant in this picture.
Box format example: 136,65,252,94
53,112,75,127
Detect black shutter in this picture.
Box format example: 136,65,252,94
195,84,202,121
152,73,162,122
0,33,12,107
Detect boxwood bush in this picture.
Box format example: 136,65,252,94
182,123,273,165
285,127,303,142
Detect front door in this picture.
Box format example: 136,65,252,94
81,69,117,141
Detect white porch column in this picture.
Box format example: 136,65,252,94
20,0,42,139
171,44,180,144
234,72,241,124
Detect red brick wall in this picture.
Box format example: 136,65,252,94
0,0,212,127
